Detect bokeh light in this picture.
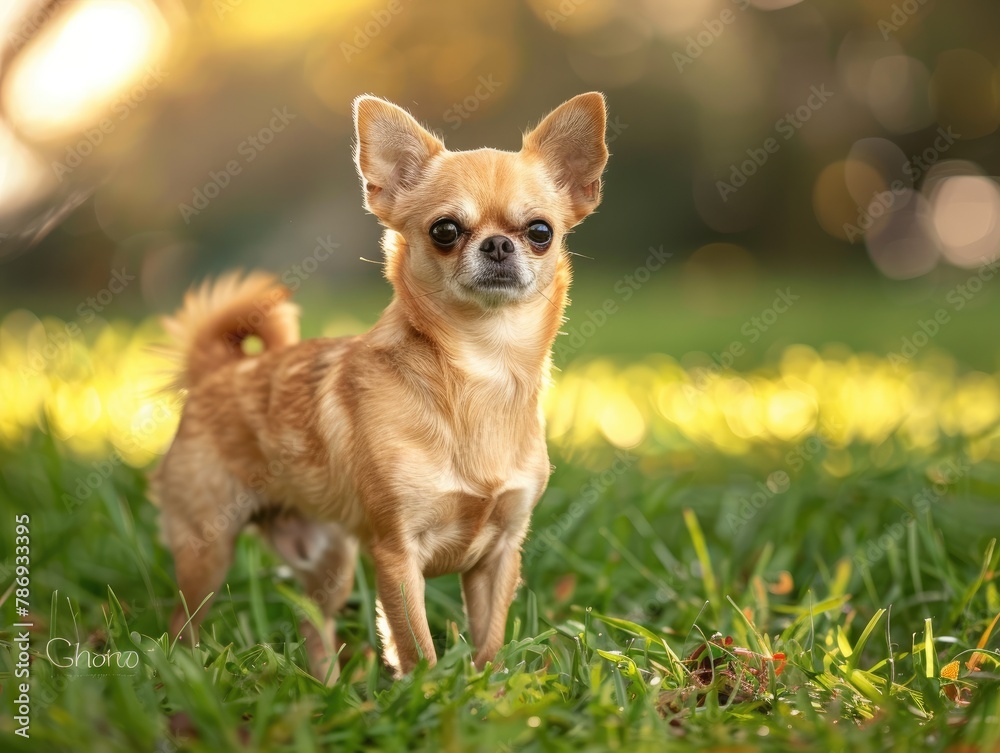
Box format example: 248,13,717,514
866,55,932,134
0,122,48,214
864,189,939,279
639,0,716,36
3,0,169,141
846,138,911,201
929,175,1000,268
525,0,617,36
2,314,998,470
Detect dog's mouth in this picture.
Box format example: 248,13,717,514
454,261,536,305
474,276,524,290
467,271,530,295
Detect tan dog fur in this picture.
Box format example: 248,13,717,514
151,92,609,682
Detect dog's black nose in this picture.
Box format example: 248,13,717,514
479,235,515,263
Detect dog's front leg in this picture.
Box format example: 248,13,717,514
461,540,522,670
372,544,436,677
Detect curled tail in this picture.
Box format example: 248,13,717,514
161,271,300,389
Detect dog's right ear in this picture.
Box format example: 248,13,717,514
353,95,445,220
522,92,608,225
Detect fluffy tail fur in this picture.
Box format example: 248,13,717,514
160,271,300,389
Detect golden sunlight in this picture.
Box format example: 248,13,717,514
3,0,168,141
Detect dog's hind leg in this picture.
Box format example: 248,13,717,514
164,507,244,645
263,517,358,685
158,453,252,646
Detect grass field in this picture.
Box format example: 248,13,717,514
1,274,999,752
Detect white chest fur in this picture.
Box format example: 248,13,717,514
402,465,546,576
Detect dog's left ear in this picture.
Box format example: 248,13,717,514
354,95,445,221
523,92,609,224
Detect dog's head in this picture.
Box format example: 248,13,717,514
353,93,608,310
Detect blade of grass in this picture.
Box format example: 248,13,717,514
949,538,996,623
244,538,269,643
923,617,934,679
846,608,886,673
591,610,685,683
683,508,719,618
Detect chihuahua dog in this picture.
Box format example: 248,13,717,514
152,92,608,682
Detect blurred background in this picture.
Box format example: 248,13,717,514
0,0,998,471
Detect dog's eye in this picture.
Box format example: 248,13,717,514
430,219,461,249
526,221,553,249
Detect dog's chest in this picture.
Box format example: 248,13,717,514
358,343,552,573
403,465,546,577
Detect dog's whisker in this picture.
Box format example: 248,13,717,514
533,281,559,311
400,288,444,301
359,256,384,266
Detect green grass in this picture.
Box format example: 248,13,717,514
1,419,998,752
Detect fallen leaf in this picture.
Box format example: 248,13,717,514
768,571,794,595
